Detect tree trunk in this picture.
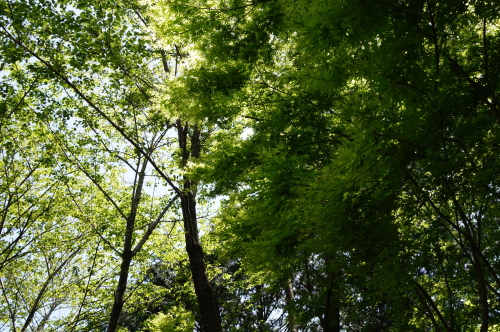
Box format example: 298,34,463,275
107,159,148,332
323,276,340,332
255,285,266,332
107,250,133,332
284,280,298,332
473,251,489,332
177,122,222,332
181,192,222,332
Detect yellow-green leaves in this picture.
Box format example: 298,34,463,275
145,307,195,332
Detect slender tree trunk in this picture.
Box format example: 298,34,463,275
473,251,489,332
107,160,147,332
284,280,298,332
21,250,79,332
453,197,489,332
107,250,133,332
181,192,222,332
323,276,340,332
414,284,443,332
413,282,451,332
177,122,222,332
255,285,266,332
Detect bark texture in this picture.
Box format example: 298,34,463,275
107,160,147,332
284,280,298,332
323,276,340,332
177,122,222,332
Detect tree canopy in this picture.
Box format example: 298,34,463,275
1,0,500,331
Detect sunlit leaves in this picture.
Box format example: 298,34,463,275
147,0,500,330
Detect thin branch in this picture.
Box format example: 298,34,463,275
132,193,179,256
4,73,41,120
408,173,500,290
65,243,101,332
413,283,443,332
58,143,128,222
0,24,181,195
415,282,451,331
65,186,121,256
444,53,500,123
20,248,80,332
0,278,17,332
174,0,275,12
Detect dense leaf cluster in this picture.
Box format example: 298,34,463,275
149,0,500,330
1,0,500,331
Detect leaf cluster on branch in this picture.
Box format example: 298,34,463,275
1,0,500,331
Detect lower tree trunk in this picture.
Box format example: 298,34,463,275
107,250,132,332
177,122,222,332
255,285,266,332
473,251,489,332
181,191,222,332
284,280,298,332
107,160,148,332
323,276,340,332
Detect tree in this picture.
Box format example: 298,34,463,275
2,0,500,330
0,61,97,331
148,0,500,330
1,0,222,330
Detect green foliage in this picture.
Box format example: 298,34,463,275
147,0,500,330
2,0,500,330
145,308,195,332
